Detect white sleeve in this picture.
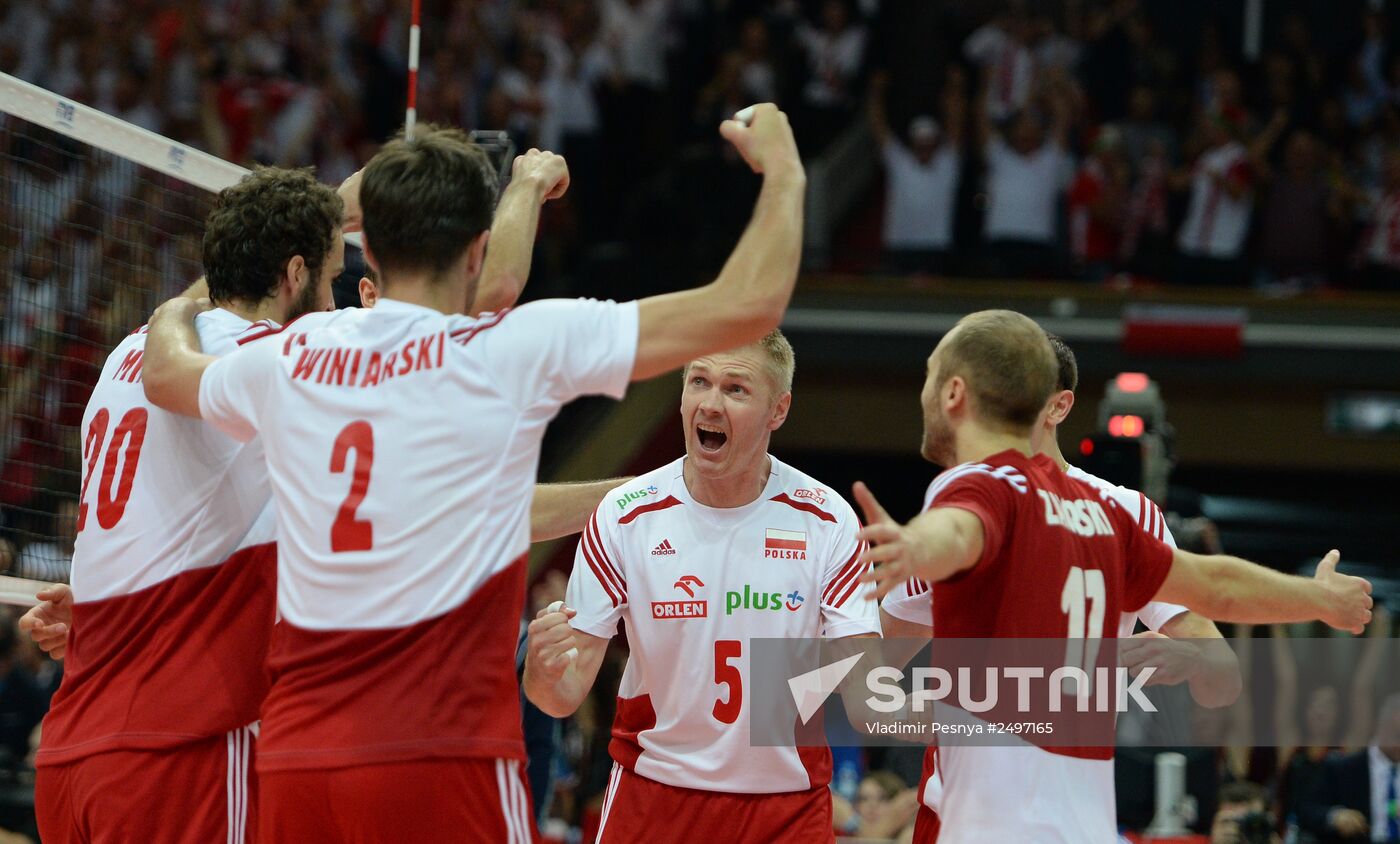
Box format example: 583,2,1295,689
880,577,933,626
478,298,639,409
819,503,880,639
1137,601,1188,632
1135,501,1185,630
565,506,627,639
198,337,277,444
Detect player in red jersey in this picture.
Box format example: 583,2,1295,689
524,331,879,844
880,331,1241,843
28,167,344,844
141,108,806,843
855,310,1372,844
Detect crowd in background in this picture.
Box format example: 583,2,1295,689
1,1,1400,842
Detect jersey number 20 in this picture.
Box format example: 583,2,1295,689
78,407,149,532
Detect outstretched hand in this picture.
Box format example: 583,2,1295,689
852,481,922,600
1314,550,1372,635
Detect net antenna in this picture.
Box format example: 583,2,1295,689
406,0,423,140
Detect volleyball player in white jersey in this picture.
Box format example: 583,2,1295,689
141,109,807,842
31,167,344,844
523,331,879,843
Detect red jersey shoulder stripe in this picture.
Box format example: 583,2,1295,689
583,516,626,596
581,520,623,607
585,514,626,591
826,541,870,608
822,541,864,606
617,495,683,526
450,308,512,346
769,493,838,524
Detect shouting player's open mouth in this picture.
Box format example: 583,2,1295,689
696,422,728,453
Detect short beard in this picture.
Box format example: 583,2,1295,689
284,273,324,322
920,417,955,467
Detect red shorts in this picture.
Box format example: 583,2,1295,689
596,764,833,844
259,757,535,844
37,725,258,844
911,804,940,844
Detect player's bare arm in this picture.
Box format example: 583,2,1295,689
632,104,806,381
1153,548,1372,634
530,478,633,542
522,603,609,718
142,296,217,418
853,482,984,599
471,149,570,317
880,608,932,669
18,584,73,660
178,277,209,299
1120,612,1242,709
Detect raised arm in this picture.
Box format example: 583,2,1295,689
472,150,571,316
1152,549,1372,633
1342,603,1390,748
522,604,610,717
179,277,209,299
142,296,217,418
630,104,805,381
529,478,632,542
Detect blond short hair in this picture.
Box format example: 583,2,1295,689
684,330,795,395
755,329,795,394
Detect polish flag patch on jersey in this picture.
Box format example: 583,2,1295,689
765,528,807,559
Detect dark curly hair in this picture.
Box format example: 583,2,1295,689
360,124,496,282
202,167,343,305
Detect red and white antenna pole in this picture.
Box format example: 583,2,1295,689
405,0,422,139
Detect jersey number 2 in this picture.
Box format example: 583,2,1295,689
78,407,149,532
713,639,743,724
330,421,375,552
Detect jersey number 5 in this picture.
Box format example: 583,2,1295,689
330,421,375,552
78,407,149,532
713,639,743,724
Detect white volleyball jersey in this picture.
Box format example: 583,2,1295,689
40,308,279,765
882,462,1186,839
567,456,881,794
198,296,637,771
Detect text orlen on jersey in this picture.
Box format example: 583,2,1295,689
651,577,806,620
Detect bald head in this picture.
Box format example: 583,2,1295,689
935,310,1058,433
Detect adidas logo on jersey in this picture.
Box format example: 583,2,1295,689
651,539,677,556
